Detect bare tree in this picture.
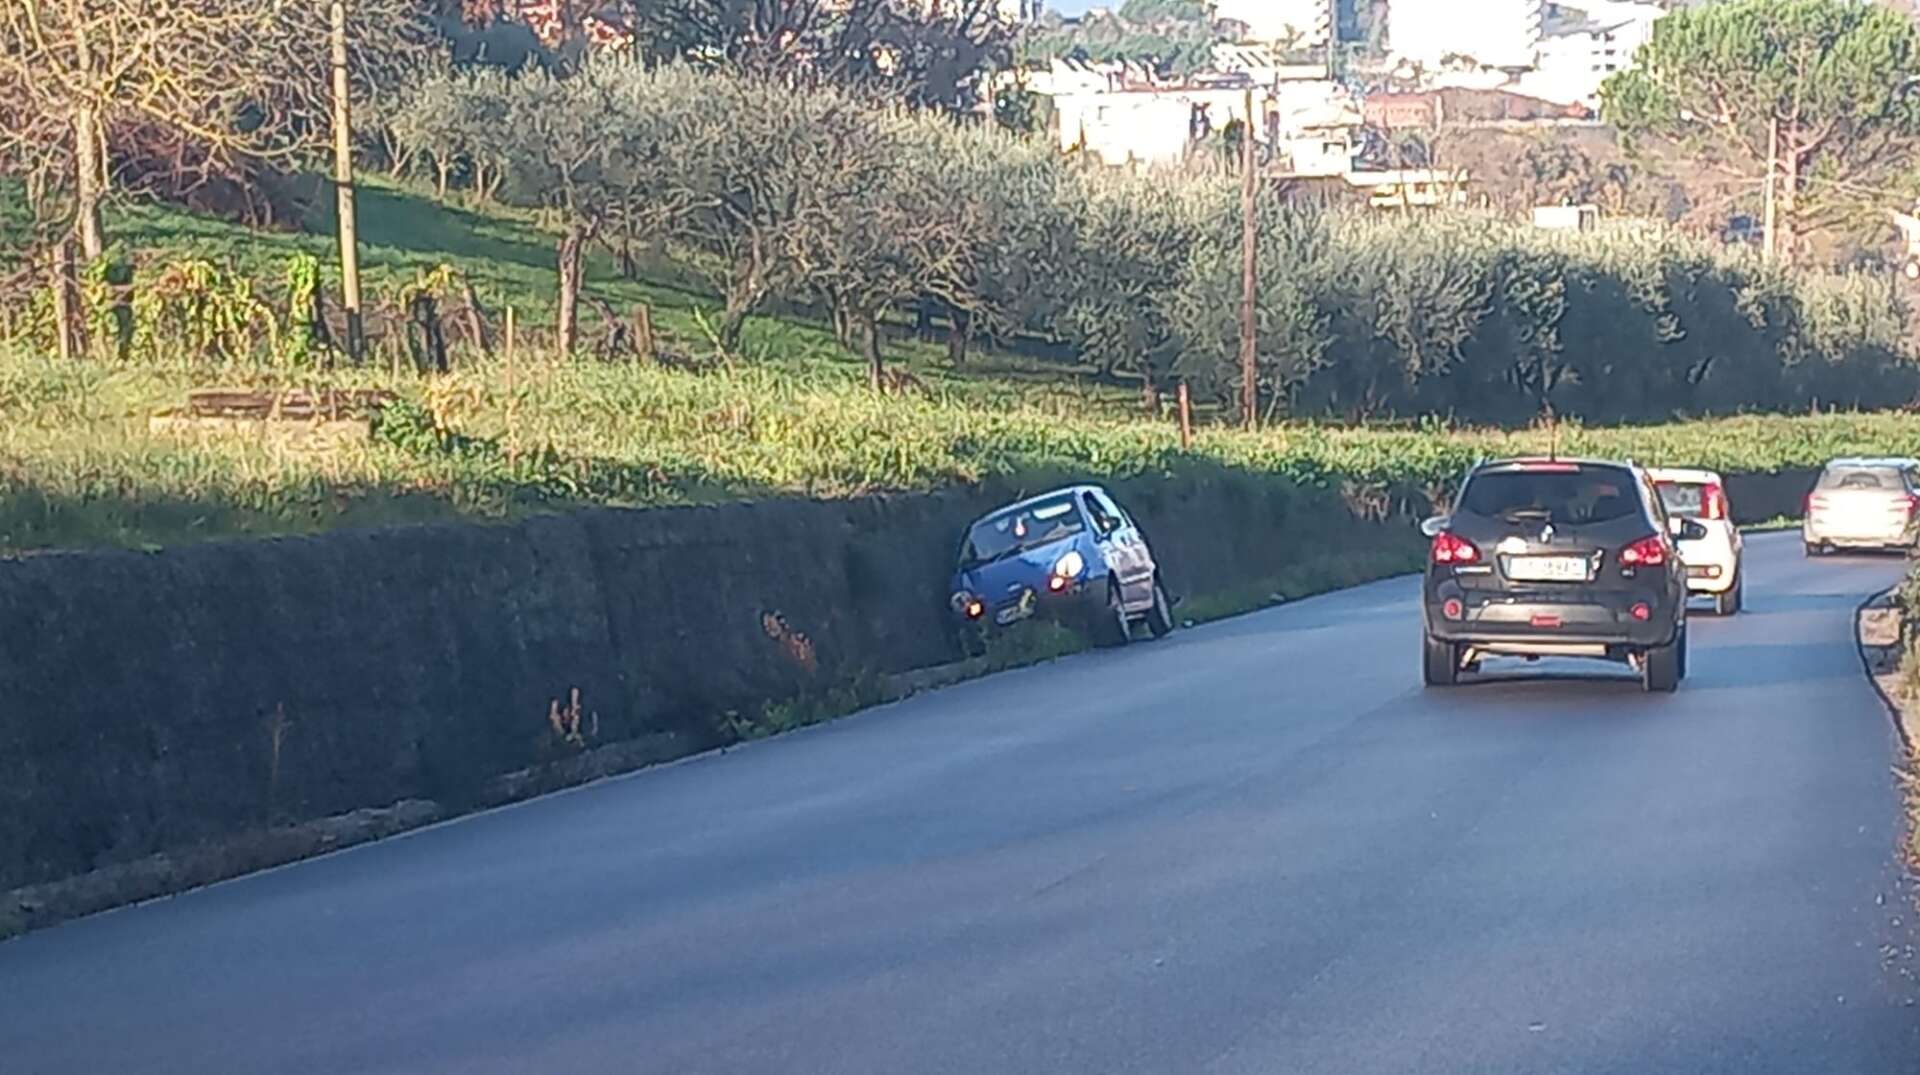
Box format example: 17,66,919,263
0,0,427,262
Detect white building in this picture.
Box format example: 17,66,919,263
843,0,1038,22
1514,1,1664,107
1051,79,1361,173
1390,0,1545,71
1215,0,1335,47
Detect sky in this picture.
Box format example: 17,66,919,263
1047,0,1105,13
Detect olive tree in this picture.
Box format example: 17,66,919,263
916,122,1081,366
1062,168,1223,410
640,71,899,351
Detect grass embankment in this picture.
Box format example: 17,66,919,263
8,346,1920,554
1872,571,1920,869
5,182,1920,554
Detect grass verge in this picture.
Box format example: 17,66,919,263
4,343,1913,555
1861,574,1920,873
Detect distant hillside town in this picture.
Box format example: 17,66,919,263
1004,1,1673,176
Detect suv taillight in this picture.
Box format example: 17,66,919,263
1430,532,1480,565
1619,535,1668,568
1700,482,1726,521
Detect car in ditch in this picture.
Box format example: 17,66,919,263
1421,458,1704,693
949,485,1173,650
1648,467,1744,615
1803,456,1920,556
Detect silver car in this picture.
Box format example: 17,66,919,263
1803,457,1920,556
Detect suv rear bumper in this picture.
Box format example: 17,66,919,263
1424,582,1681,651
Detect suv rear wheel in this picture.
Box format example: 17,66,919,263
1642,627,1684,693
1422,634,1460,688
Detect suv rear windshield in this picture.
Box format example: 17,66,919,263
1460,467,1643,526
962,495,1084,566
1817,466,1906,491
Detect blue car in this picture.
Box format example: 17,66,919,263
949,484,1174,649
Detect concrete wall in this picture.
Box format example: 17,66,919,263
0,470,1415,895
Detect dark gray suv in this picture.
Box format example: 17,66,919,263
1421,458,1703,692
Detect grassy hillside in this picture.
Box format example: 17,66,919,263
0,179,1136,412
4,183,1920,554
8,343,1920,553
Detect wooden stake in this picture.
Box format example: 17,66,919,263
505,306,518,466
1177,381,1194,451
48,241,80,361
634,303,656,363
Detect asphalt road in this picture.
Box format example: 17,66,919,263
5,533,1920,1075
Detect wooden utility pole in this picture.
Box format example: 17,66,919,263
1761,116,1778,264
330,0,365,360
1239,87,1259,429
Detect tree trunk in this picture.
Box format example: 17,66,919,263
436,159,451,200
73,104,107,262
1141,375,1160,414
862,312,884,391
461,281,493,354
946,307,972,366
1778,144,1801,268
720,292,750,353
830,299,856,349
719,253,762,353
556,227,585,359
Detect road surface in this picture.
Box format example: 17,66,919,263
4,533,1919,1074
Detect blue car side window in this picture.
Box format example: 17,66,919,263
1082,493,1120,539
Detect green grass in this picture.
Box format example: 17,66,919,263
1175,548,1430,623
7,181,1920,554
1,178,1143,412
8,343,1920,554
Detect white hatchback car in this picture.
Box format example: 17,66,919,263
1804,457,1920,556
1649,467,1744,615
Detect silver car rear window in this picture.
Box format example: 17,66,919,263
1817,467,1903,491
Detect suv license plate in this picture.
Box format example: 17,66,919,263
1506,556,1589,582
